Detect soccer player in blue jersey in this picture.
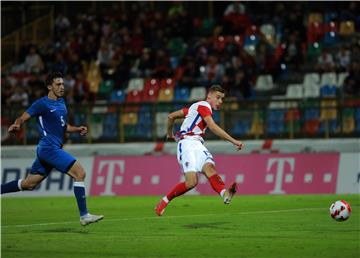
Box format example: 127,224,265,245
1,72,103,226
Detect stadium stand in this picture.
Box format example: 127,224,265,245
1,1,360,144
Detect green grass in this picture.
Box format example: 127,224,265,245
2,194,360,258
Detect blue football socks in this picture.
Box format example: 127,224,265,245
73,181,88,217
1,179,22,194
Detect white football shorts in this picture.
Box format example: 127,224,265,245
177,138,215,173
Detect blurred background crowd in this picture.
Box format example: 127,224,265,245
2,1,360,143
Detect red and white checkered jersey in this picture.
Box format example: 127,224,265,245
175,101,212,142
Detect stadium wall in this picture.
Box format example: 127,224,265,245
1,139,359,197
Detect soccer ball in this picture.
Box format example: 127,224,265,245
329,200,351,222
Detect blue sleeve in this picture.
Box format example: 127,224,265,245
26,98,46,117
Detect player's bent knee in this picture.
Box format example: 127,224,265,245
73,170,86,181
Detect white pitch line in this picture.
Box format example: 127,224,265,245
2,207,325,229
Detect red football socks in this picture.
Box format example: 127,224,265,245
166,182,189,202
208,174,225,195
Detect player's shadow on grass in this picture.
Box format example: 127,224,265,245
39,228,90,234
183,222,229,229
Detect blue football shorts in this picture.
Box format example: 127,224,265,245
30,145,76,176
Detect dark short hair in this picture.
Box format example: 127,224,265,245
46,72,63,86
208,85,226,94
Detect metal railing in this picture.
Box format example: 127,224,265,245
2,97,360,145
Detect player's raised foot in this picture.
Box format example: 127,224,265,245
223,182,237,204
155,198,168,216
80,213,104,226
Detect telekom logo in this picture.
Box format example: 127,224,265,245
95,160,125,195
266,158,295,194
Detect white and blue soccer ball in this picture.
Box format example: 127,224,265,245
329,200,351,222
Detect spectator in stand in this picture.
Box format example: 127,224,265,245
9,86,29,107
67,51,82,77
55,13,71,34
24,46,44,74
63,73,76,104
336,45,351,72
283,32,303,70
73,72,90,104
97,40,115,76
202,55,225,84
153,49,171,78
52,52,68,75
231,69,252,100
223,1,251,34
134,48,154,77
224,1,246,16
316,49,335,73
179,57,199,88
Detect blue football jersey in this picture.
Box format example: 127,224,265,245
26,96,67,147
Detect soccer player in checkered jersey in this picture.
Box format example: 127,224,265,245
155,85,244,216
1,72,103,226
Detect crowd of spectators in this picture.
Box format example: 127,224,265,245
2,1,360,108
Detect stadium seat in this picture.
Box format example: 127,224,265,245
308,13,323,24
323,31,339,46
232,121,251,136
320,85,337,98
90,114,104,140
160,78,176,89
255,75,274,91
305,108,320,120
260,24,275,38
155,112,169,137
286,84,303,99
303,120,320,135
109,89,126,103
158,88,174,102
339,21,355,36
320,99,337,120
144,78,161,91
135,124,152,138
174,87,190,101
306,42,322,59
127,78,145,92
304,83,320,98
102,112,118,139
324,12,338,23
320,72,337,87
304,73,320,86
142,88,160,102
121,113,138,125
244,44,257,56
98,80,114,95
307,22,324,44
319,120,338,134
126,90,142,103
189,86,207,101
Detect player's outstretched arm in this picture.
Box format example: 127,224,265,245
66,124,88,136
167,109,185,140
8,112,31,133
204,116,244,150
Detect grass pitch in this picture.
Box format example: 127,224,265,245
2,194,359,258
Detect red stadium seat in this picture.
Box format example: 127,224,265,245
160,78,176,89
